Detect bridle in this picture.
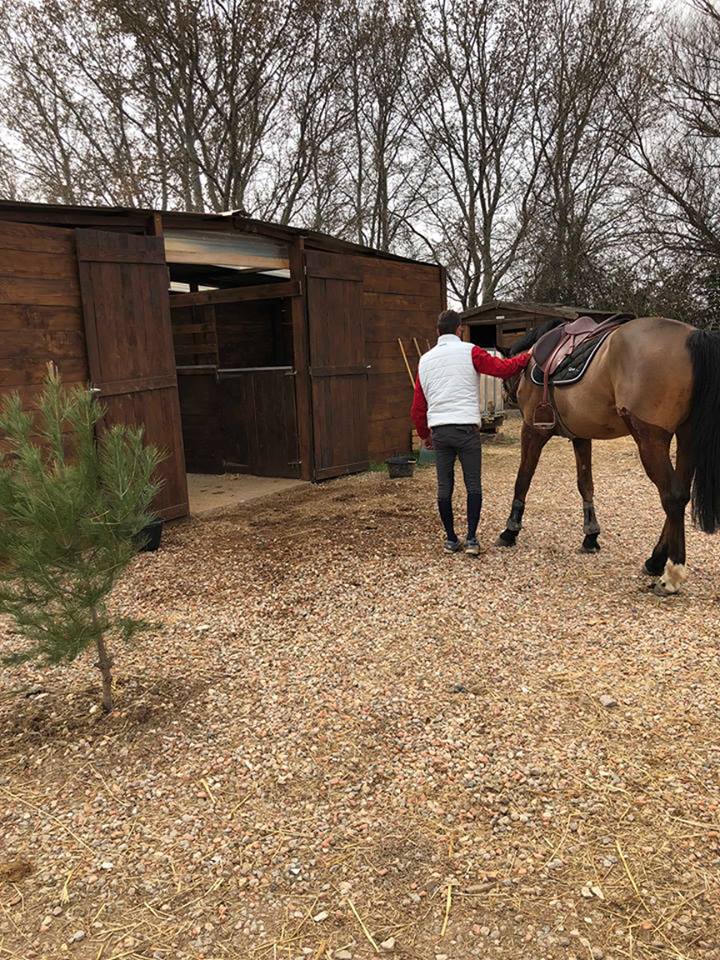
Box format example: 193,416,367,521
503,370,523,406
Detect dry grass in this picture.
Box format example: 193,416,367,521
1,418,719,960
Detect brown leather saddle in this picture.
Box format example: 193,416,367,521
532,314,633,430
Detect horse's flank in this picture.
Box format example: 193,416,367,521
517,316,694,439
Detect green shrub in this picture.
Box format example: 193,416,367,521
0,367,162,712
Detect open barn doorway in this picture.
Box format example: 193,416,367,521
465,321,497,349
165,229,304,485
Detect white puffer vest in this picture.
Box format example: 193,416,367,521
418,334,480,427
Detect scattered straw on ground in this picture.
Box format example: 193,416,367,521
1,418,719,960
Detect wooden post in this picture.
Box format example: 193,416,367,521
146,212,164,238
398,338,414,387
289,237,314,481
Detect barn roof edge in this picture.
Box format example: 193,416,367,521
0,198,440,269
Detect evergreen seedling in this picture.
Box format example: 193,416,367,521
0,367,162,712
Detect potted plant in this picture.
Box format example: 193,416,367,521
385,453,417,478
134,517,163,552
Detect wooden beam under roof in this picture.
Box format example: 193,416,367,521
168,280,301,308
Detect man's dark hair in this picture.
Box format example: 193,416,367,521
437,309,463,335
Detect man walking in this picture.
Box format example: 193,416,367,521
411,309,531,554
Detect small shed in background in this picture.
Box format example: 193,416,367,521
461,300,626,352
0,201,445,520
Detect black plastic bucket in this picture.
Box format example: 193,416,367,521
386,455,416,479
135,518,163,552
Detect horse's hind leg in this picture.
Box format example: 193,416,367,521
573,438,601,553
644,518,670,576
622,411,691,594
644,422,694,581
497,422,551,546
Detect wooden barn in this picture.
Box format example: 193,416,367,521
461,300,626,352
0,201,445,520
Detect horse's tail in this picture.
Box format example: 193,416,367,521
688,328,720,533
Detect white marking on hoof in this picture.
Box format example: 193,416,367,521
658,561,688,594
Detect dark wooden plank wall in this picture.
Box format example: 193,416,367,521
75,229,189,520
361,259,444,461
177,368,300,478
172,296,295,474
0,212,444,482
305,250,369,480
170,297,221,473
221,369,299,477
171,303,218,366
176,369,223,473
215,299,292,368
0,221,89,452
288,238,313,481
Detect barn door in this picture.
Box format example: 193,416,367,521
219,368,300,477
304,250,368,480
76,229,189,520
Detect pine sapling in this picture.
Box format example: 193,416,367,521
0,366,163,712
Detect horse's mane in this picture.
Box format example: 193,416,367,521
508,318,564,356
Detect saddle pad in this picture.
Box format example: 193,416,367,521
530,328,616,387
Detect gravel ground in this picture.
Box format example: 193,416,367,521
1,418,719,960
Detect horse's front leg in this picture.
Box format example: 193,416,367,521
573,438,601,553
497,422,552,546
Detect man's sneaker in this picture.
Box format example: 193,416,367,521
465,538,480,555
444,538,463,553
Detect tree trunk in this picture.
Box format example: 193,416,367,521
93,615,114,713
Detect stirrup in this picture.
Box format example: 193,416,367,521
533,402,556,430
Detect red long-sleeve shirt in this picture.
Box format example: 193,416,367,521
410,346,530,440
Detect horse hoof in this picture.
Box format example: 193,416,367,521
581,536,600,553
496,532,517,547
654,561,687,595
652,581,679,597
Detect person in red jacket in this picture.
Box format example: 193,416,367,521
411,310,531,554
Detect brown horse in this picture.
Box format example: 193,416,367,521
498,316,720,594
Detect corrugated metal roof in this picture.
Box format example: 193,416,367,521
0,199,437,267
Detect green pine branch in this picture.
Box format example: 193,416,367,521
0,367,164,712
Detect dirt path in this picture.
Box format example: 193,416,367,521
1,421,719,960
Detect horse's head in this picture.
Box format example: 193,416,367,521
498,320,564,409
502,370,523,406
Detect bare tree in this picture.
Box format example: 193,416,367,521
254,2,351,229
0,0,157,205
328,0,420,251
672,0,720,141
1,0,716,325
522,0,652,306
1,0,323,213
0,140,20,199
402,0,546,307
108,0,307,212
622,0,720,263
